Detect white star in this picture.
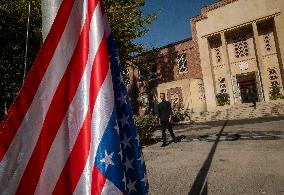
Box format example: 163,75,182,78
121,134,132,149
124,156,134,172
114,122,119,135
127,179,137,193
122,172,126,190
100,150,114,171
103,180,124,195
135,133,140,142
116,73,124,85
141,173,148,187
135,134,140,146
117,92,127,107
119,114,129,127
118,148,123,161
138,155,144,166
115,55,121,65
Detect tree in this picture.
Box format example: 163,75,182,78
0,0,42,120
0,0,156,120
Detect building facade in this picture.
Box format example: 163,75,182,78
128,0,284,115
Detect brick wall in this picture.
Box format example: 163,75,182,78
135,38,202,84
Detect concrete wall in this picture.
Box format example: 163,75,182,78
156,79,192,112
155,78,206,114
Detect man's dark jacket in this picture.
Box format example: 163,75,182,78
158,100,172,121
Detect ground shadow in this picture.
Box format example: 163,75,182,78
196,116,284,127
141,135,186,148
188,120,228,195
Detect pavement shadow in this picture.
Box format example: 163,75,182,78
175,135,186,142
156,135,186,147
188,120,228,195
194,116,284,127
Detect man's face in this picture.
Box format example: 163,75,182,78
160,93,165,101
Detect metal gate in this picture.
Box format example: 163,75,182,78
255,70,264,101
231,75,241,104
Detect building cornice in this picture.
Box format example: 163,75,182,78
190,0,239,23
201,11,281,38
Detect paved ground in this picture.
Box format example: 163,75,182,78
142,117,284,195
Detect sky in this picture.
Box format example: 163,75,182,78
135,0,218,49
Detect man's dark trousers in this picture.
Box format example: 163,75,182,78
161,120,175,144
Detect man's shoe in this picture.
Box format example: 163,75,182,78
172,138,178,143
160,143,167,147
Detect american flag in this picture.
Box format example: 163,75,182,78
0,0,148,194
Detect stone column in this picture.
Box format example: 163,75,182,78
41,0,63,40
220,32,235,105
273,16,284,92
252,22,267,101
199,37,217,112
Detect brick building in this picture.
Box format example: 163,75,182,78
127,0,284,116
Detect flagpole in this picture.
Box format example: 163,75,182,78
23,0,31,83
4,102,7,115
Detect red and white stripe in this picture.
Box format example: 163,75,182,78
0,0,120,194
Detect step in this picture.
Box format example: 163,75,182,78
191,100,284,123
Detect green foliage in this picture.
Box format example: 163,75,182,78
0,0,156,120
128,76,140,114
102,0,157,69
0,0,42,120
269,85,283,100
133,115,158,145
216,93,230,106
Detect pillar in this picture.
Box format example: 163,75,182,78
252,22,268,101
220,32,235,105
200,37,217,112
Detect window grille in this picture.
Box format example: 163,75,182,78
232,34,249,58
177,53,188,73
263,32,272,52
218,77,227,93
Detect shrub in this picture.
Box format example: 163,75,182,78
216,93,230,106
269,85,282,100
172,112,185,122
133,115,158,145
172,110,191,122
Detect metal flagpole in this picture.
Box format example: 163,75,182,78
4,102,7,115
23,0,32,83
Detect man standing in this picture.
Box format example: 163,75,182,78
158,93,176,147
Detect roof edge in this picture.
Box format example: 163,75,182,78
190,0,239,23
